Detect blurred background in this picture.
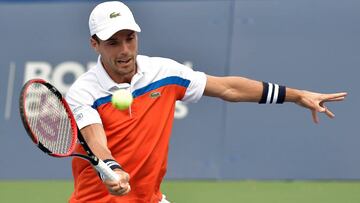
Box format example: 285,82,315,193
0,0,359,202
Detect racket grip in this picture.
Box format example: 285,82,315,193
94,159,120,181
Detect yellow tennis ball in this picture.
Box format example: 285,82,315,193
111,89,133,110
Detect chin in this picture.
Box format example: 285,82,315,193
117,65,135,74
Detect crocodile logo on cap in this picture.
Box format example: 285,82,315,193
110,12,121,19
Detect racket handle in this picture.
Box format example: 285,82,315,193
94,159,120,181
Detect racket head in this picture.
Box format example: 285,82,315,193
19,79,78,157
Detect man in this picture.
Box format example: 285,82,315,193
66,1,347,202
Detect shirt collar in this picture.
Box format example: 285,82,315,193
136,55,148,74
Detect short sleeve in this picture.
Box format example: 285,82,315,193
65,83,102,129
181,70,206,103
159,58,207,103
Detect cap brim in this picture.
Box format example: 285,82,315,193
96,23,141,41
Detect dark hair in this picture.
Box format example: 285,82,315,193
92,34,100,43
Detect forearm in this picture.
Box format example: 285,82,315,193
204,75,263,102
80,123,114,160
205,75,303,103
81,124,130,194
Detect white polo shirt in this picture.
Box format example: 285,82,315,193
66,54,207,129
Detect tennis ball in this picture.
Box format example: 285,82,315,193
111,89,133,110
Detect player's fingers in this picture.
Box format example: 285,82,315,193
111,184,121,191
316,103,326,113
324,96,346,102
109,189,124,196
322,92,347,101
120,182,128,188
123,184,131,194
109,184,131,196
325,109,335,118
312,110,319,124
104,179,119,186
324,106,335,118
104,180,120,190
320,103,335,118
120,183,131,194
107,183,121,194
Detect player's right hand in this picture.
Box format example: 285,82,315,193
104,169,131,196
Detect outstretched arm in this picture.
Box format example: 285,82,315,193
204,75,347,123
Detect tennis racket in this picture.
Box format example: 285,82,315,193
19,78,119,181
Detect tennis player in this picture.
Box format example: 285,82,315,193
65,1,347,202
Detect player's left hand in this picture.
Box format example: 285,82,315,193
295,90,347,123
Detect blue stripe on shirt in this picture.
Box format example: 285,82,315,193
92,76,190,109
132,76,190,98
92,95,112,109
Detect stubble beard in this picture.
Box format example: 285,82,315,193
112,56,137,82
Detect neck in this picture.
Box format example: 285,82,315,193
113,69,136,84
101,61,137,84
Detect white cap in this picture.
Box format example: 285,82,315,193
89,1,141,41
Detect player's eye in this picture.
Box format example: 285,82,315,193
127,34,135,41
106,41,118,46
126,37,133,42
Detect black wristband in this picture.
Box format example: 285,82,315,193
259,82,286,104
259,82,269,104
277,85,286,104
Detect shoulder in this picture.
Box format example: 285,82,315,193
137,54,206,83
138,55,186,69
137,55,196,79
68,68,98,93
65,68,102,105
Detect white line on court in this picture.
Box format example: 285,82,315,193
5,62,16,120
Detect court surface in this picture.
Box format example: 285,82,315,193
0,180,359,203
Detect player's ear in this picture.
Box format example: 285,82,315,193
90,37,100,54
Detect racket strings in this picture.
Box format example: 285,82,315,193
25,83,74,155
